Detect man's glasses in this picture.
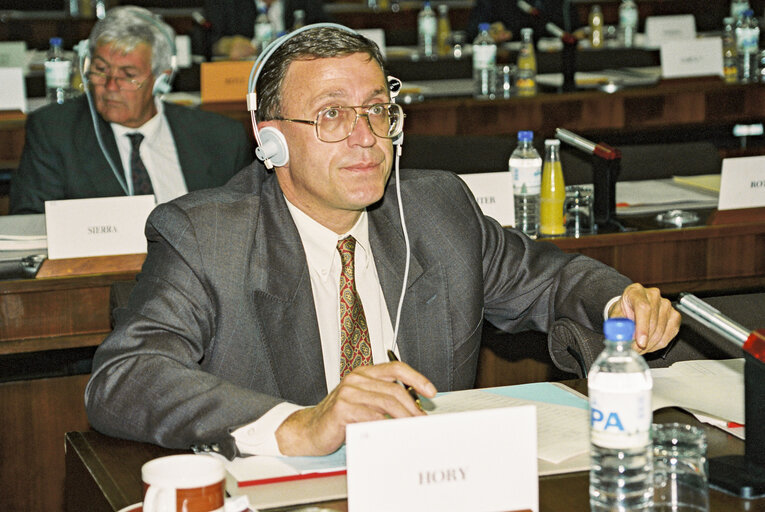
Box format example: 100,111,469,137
274,103,405,143
87,70,151,91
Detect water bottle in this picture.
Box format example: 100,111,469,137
472,23,497,99
45,37,72,105
736,9,760,82
509,131,542,238
418,1,437,57
539,139,566,237
589,318,653,511
618,0,639,47
516,28,537,97
731,0,751,19
723,16,739,83
254,6,275,53
292,9,306,31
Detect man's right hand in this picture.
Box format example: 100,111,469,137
274,362,437,456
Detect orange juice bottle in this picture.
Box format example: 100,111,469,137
539,139,566,236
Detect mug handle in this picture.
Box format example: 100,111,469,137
143,484,175,512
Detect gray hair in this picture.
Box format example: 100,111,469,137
256,26,387,122
88,6,175,77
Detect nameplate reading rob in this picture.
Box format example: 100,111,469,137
660,37,723,79
200,61,253,103
45,195,156,260
718,155,765,210
458,172,515,227
346,405,538,512
645,15,696,47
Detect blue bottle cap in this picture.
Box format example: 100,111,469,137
479,22,491,32
50,37,63,46
517,130,533,142
744,9,754,17
603,318,635,341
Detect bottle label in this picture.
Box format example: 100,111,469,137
589,373,652,449
473,44,496,69
619,7,638,28
419,16,437,38
510,158,542,195
45,60,71,89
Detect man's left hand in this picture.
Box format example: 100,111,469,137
608,283,681,354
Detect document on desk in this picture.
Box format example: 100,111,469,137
0,214,46,252
615,178,719,215
651,358,745,438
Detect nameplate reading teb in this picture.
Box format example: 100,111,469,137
458,172,515,228
345,405,539,512
719,155,765,210
45,195,156,260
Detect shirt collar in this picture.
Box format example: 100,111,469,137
110,97,164,141
284,197,371,279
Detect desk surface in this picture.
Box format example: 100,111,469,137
64,380,761,512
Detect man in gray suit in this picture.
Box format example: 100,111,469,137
85,26,680,459
10,6,252,214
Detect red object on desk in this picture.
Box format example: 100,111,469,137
743,328,765,362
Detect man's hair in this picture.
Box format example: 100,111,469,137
256,27,387,122
88,6,175,77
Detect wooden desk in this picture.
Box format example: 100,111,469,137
63,382,761,512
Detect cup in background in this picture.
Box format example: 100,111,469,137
564,186,595,237
142,454,226,512
652,423,709,512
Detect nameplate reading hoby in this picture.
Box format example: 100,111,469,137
45,195,156,260
458,172,515,227
660,37,723,79
346,405,538,512
200,61,253,103
645,15,696,47
718,155,765,210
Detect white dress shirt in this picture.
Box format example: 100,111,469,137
111,98,188,204
232,198,397,456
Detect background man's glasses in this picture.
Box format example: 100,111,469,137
88,71,151,91
275,103,405,143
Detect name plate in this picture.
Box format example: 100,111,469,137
45,195,156,260
660,37,723,78
0,67,27,112
645,15,696,47
719,156,765,210
200,61,253,103
0,41,28,72
458,172,515,227
346,405,538,512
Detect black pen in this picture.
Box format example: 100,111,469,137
387,349,424,412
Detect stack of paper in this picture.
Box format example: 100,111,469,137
0,214,47,260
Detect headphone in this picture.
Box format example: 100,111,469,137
246,23,404,170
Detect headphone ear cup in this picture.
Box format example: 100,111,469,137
255,126,290,167
152,73,172,95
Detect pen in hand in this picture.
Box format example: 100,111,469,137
387,349,424,412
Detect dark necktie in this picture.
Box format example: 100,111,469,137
337,236,372,378
127,133,154,196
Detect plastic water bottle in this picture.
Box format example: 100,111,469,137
539,139,566,237
723,16,739,83
254,6,275,53
292,9,306,31
516,28,537,97
472,23,497,99
509,131,542,238
45,37,72,105
731,0,751,19
418,1,437,57
736,9,760,82
618,0,639,47
589,318,654,511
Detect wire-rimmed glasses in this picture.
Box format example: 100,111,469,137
274,103,404,143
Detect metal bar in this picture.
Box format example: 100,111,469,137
676,293,749,347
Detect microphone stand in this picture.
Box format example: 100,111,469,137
676,294,765,499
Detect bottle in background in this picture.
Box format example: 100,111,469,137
618,0,638,47
292,9,306,31
45,37,72,105
589,318,653,511
539,139,566,237
723,16,739,83
418,1,437,57
94,0,107,20
516,27,537,97
736,9,760,82
254,6,275,53
437,4,452,56
589,5,604,48
509,131,542,238
731,0,751,19
472,23,497,99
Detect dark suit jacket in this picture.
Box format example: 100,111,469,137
466,0,578,40
85,162,631,459
205,0,330,44
9,95,253,214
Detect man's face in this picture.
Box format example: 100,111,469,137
268,53,395,233
91,41,158,128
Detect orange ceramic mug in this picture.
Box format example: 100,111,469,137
142,455,225,512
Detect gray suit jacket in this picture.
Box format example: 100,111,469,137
10,95,253,214
85,162,630,458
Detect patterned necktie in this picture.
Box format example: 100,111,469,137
338,236,372,378
127,133,154,195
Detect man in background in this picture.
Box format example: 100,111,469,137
10,6,252,214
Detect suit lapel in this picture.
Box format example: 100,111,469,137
251,175,328,404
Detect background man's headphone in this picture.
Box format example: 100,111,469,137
246,23,403,170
